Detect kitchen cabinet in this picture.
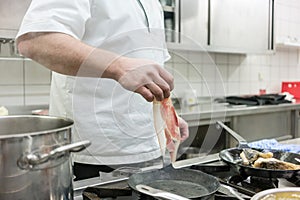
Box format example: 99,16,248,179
179,0,208,50
293,109,300,138
231,110,293,142
208,0,274,54
160,0,180,43
169,0,275,54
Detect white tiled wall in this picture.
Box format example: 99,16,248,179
276,0,300,44
167,48,300,98
0,57,51,106
0,0,299,106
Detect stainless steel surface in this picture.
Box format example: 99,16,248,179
0,115,87,200
73,137,299,199
18,140,91,170
161,0,180,43
180,0,208,48
172,153,220,169
180,102,300,151
136,184,190,200
280,137,300,145
251,187,300,200
177,0,274,53
293,109,300,138
5,105,49,115
209,0,273,53
74,176,130,199
216,121,248,147
73,164,163,198
231,110,292,142
220,184,246,200
180,101,300,126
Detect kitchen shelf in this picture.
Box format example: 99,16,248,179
162,6,175,12
276,42,300,49
0,56,31,61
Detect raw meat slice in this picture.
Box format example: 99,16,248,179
153,98,181,162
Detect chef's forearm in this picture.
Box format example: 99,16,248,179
17,32,174,101
17,32,122,79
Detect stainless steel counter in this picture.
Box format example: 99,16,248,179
4,104,49,115
179,101,300,126
177,101,300,144
280,137,300,145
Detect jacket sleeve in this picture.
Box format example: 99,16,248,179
16,0,91,40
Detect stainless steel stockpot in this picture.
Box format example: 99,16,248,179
0,115,90,200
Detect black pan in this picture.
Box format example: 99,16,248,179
216,121,300,179
127,165,220,200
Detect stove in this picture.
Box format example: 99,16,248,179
74,160,299,200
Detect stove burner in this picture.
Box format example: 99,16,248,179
287,175,300,187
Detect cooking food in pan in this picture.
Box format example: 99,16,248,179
153,98,181,162
240,148,273,165
240,148,300,170
217,121,300,179
259,192,300,200
251,188,300,200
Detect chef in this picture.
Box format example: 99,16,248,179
16,0,189,180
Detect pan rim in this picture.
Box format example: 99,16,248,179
219,147,300,172
127,166,220,198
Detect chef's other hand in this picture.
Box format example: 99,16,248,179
110,57,174,102
178,117,189,141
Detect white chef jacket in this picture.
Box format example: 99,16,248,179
17,0,170,165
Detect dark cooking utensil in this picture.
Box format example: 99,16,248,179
128,165,220,200
216,121,300,179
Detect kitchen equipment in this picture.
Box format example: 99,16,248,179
0,115,91,200
127,165,220,200
282,82,300,99
172,152,220,169
251,187,300,200
0,106,8,115
216,121,300,179
136,184,190,200
220,94,291,106
219,184,246,200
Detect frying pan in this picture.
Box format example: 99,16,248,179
216,121,300,179
127,165,220,200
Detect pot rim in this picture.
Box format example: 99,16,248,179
251,187,300,200
0,115,73,139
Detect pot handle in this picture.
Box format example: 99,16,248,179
18,140,91,170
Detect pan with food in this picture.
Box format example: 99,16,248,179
216,121,300,179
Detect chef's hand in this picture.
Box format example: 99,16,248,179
108,56,174,102
178,117,189,141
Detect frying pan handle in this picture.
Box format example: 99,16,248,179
136,184,190,200
216,121,249,148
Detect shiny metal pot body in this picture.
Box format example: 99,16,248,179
0,115,90,200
